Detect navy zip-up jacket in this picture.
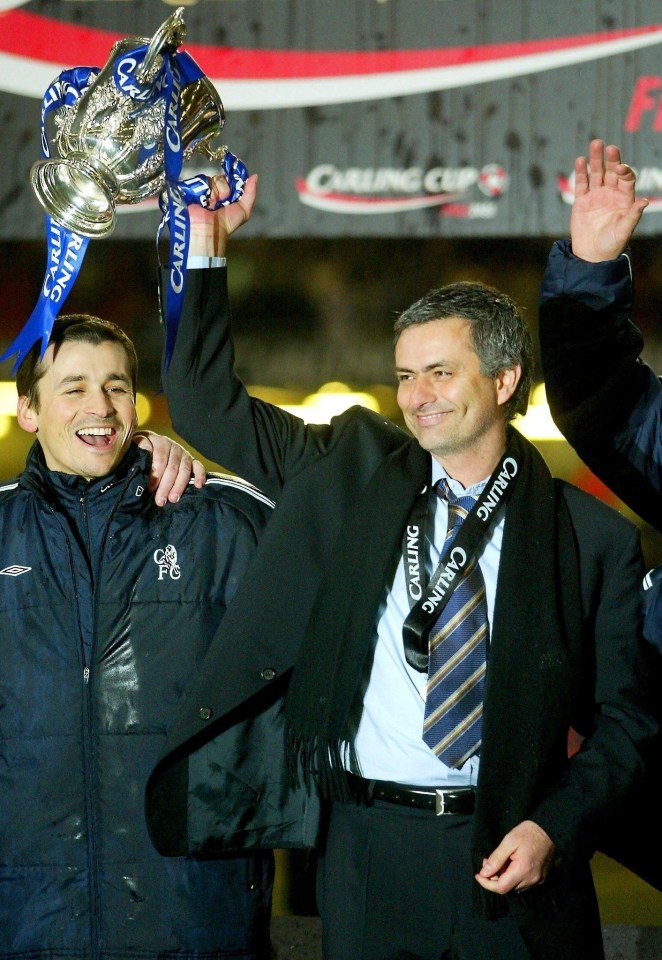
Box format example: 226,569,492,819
0,443,274,960
540,239,662,530
540,238,662,890
540,239,662,651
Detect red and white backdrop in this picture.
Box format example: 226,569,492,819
1,0,662,239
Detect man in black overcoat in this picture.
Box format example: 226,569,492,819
146,175,657,960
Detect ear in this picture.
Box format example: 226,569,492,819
17,396,39,434
495,365,521,408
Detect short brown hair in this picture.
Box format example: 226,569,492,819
16,314,138,410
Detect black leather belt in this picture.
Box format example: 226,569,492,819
344,772,475,816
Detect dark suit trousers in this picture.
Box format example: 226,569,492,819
316,798,604,960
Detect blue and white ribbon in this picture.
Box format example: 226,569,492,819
2,45,246,375
0,67,97,370
115,43,248,371
158,149,248,370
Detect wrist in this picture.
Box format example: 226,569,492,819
569,243,626,264
188,225,228,259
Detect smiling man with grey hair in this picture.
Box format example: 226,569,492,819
146,173,658,960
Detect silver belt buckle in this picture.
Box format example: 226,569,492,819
435,789,447,816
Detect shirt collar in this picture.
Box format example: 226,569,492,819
430,456,491,499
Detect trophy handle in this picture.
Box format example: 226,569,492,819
196,142,229,164
137,5,187,82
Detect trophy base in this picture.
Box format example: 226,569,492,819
30,156,118,238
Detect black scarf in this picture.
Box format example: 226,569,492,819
284,427,582,919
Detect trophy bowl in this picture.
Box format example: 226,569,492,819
30,8,227,237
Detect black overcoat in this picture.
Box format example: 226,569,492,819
147,268,658,927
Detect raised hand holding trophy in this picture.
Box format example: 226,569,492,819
2,6,246,370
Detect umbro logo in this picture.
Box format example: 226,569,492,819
0,565,32,577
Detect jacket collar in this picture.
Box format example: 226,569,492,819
20,441,151,513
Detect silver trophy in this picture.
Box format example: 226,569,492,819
30,7,227,237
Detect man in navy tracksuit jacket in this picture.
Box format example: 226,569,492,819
0,313,275,959
539,139,661,890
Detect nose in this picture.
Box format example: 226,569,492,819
86,388,115,418
407,375,437,408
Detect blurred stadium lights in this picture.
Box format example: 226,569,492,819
253,379,564,439
513,383,563,441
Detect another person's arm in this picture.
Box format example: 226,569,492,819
539,140,662,526
133,431,205,505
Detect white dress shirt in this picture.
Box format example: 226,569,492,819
348,457,504,788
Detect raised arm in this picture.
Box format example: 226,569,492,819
161,173,338,502
539,141,662,528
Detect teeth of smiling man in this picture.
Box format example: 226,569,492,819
77,427,113,436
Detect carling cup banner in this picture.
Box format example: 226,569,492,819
1,0,662,238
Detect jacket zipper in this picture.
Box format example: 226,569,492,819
49,500,101,952
25,461,140,958
85,470,137,960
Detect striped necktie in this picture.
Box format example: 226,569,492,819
422,479,489,769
